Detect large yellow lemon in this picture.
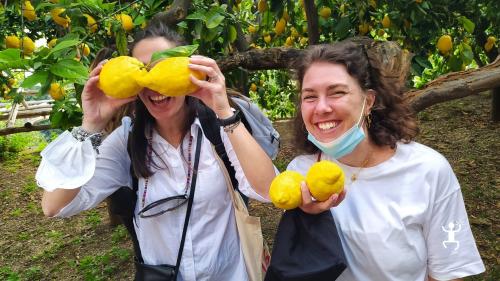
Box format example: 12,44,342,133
136,57,206,97
49,82,65,100
51,8,71,28
98,56,147,98
306,160,344,201
6,35,20,49
437,35,453,55
269,171,305,210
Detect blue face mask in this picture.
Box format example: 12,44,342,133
307,98,367,159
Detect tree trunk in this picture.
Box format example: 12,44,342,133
492,88,500,121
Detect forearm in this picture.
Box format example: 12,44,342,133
226,123,275,199
42,188,81,217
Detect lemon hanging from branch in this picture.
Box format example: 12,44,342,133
51,8,71,28
22,1,37,21
116,13,134,32
5,35,20,49
437,35,453,55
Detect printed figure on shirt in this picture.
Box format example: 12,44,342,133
282,39,485,281
36,13,277,281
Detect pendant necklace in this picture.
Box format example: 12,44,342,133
350,151,371,182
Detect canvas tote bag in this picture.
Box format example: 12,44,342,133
214,150,271,281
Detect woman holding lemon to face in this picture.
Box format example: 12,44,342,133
36,14,276,281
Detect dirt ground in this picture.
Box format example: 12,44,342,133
0,92,498,280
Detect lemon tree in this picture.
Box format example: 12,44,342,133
0,0,499,133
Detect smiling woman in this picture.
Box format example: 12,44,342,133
277,40,486,281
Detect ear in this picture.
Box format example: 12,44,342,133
365,89,376,114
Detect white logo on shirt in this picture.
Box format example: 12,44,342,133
442,222,461,250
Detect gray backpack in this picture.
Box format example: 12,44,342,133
231,95,280,160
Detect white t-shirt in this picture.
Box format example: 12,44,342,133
288,142,485,281
36,117,271,281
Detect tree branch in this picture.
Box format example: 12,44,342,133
161,0,192,26
405,58,500,112
0,124,52,136
303,0,319,45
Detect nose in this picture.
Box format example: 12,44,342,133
314,95,333,114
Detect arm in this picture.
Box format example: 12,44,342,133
188,55,276,198
38,61,135,217
42,188,81,217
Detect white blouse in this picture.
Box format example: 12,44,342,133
36,117,271,281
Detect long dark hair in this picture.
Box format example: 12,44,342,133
129,14,196,178
293,39,419,154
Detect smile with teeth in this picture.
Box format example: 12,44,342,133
317,121,338,130
149,95,171,104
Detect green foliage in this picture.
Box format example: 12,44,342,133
249,70,296,120
111,225,128,244
1,0,499,130
0,130,48,160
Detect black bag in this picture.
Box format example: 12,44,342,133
264,209,347,281
134,260,176,281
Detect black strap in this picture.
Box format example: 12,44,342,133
173,127,203,279
195,101,243,195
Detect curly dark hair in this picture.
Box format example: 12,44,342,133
293,39,419,154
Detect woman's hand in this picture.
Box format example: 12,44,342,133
299,182,346,214
81,60,137,132
188,55,233,119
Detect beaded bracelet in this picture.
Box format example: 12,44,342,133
71,126,104,153
223,119,241,133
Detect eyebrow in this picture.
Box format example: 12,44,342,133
301,83,349,93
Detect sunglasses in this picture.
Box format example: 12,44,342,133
138,194,189,218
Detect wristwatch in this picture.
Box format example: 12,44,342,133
218,109,241,127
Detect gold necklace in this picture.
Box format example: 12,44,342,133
350,152,371,182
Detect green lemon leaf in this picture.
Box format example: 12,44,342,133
21,71,49,88
47,39,80,57
150,45,199,64
50,59,88,79
458,16,475,34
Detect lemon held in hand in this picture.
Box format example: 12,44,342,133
306,160,344,202
98,56,147,99
269,171,305,210
136,57,206,97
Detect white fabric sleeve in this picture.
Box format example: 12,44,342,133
36,118,133,217
424,158,485,280
221,128,276,202
36,131,97,191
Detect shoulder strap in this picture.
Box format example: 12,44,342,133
173,127,202,279
195,100,239,190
